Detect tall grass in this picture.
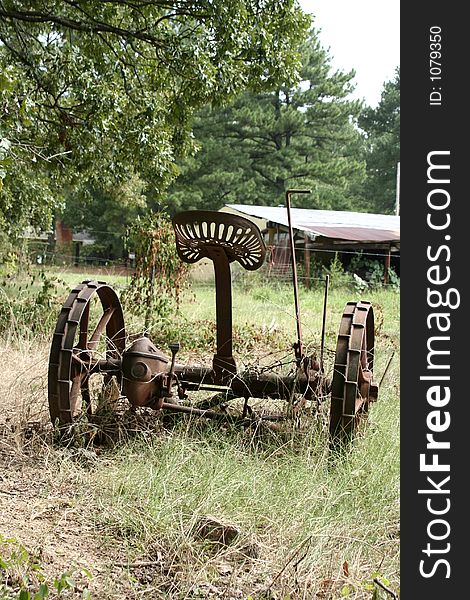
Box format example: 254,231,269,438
85,280,399,598
86,280,399,598
0,271,399,599
89,392,398,598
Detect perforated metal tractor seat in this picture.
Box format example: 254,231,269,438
172,210,266,271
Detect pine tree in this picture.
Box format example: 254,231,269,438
169,31,367,211
358,69,400,214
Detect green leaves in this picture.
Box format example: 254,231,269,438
0,137,12,185
60,171,148,260
358,69,400,214
0,532,91,599
0,0,310,231
34,583,49,599
122,211,190,327
170,30,366,211
53,571,75,595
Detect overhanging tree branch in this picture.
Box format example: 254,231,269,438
0,4,209,47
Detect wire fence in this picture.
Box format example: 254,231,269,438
30,245,400,264
21,243,401,289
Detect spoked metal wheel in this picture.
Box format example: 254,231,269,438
329,301,378,440
48,280,126,427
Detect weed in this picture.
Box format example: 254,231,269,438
1,275,399,598
122,211,190,328
0,536,91,599
0,271,68,341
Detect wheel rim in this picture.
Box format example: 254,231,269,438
329,301,377,439
48,281,126,426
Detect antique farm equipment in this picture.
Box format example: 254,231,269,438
48,191,379,441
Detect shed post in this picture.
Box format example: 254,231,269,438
304,234,311,289
267,226,276,245
384,246,391,285
74,241,80,267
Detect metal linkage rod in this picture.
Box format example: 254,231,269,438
320,274,330,372
285,189,311,364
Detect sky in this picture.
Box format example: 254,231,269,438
298,0,400,107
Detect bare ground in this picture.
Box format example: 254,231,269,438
0,341,399,599
0,343,161,598
0,344,281,599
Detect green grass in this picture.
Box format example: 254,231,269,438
87,279,399,598
1,268,399,598
0,266,130,342
40,264,131,289
87,387,399,597
176,280,399,378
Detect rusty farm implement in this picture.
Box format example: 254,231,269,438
47,191,379,442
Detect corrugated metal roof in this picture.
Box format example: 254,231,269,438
226,204,400,243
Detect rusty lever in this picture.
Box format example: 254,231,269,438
286,189,311,365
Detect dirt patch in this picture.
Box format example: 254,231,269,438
0,447,266,599
0,344,264,599
0,445,140,598
0,343,135,598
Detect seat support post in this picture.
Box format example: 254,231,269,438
171,210,267,384
208,247,237,381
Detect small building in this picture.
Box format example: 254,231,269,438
221,204,400,285
21,222,95,265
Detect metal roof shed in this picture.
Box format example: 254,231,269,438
223,204,400,284
225,204,400,244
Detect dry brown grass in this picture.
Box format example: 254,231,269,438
0,282,400,599
0,342,146,598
